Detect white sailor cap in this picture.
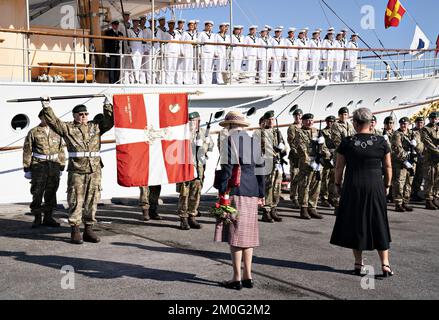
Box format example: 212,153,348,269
298,29,306,34
195,20,200,23
351,33,359,37
219,22,228,27
204,20,214,25
288,27,296,33
312,30,320,35
341,28,349,32
304,27,309,31
265,25,272,30
249,25,258,29
328,27,335,31
260,28,268,32
132,17,141,22
337,32,343,36
123,11,131,15
168,19,176,24
158,16,166,21
234,25,244,29
274,26,283,32
178,19,186,23
316,28,323,32
188,20,196,25
327,31,335,35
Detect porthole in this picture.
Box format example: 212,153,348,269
356,100,364,107
11,114,29,131
390,96,398,104
374,98,381,106
347,100,354,107
325,102,334,110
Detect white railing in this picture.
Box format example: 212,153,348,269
0,28,438,85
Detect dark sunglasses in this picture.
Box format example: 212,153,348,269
78,112,89,116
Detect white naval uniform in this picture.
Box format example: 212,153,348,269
231,34,244,82
215,33,230,84
198,31,216,84
345,40,359,82
257,36,271,83
333,40,345,82
118,22,133,84
284,37,298,82
127,28,145,84
142,28,157,84
322,39,336,80
308,38,322,77
270,37,285,83
155,27,167,84
295,37,309,82
175,29,185,84
244,34,259,83
162,30,182,85
181,31,197,85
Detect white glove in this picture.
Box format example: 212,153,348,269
105,53,110,58
277,143,286,151
196,139,204,147
411,140,417,147
383,135,389,141
318,136,325,145
41,96,51,108
310,161,319,171
24,172,32,180
403,160,414,169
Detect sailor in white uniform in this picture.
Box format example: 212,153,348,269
284,28,298,82
265,25,273,41
162,20,182,85
295,29,309,82
243,25,259,83
304,27,310,44
270,27,285,83
127,18,145,84
154,16,167,84
322,30,336,80
340,29,349,80
309,30,322,78
257,28,271,84
214,22,230,84
143,18,157,84
198,21,216,84
345,33,359,82
231,25,244,82
333,32,345,82
175,19,186,85
118,12,133,84
181,20,197,85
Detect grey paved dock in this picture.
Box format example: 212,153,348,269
0,196,438,300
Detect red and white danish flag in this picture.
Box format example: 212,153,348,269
113,93,195,187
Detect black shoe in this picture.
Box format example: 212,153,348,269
179,218,190,231
42,216,61,227
382,265,394,278
242,279,254,289
403,204,414,212
188,216,202,229
150,211,162,220
395,204,406,212
31,214,42,229
221,281,242,290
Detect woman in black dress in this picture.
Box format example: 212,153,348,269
330,108,394,277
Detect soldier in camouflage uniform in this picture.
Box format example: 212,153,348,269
320,115,336,208
23,110,66,228
139,186,162,221
371,115,382,135
411,117,425,201
330,107,355,208
287,108,303,209
42,99,114,244
253,111,286,223
177,112,214,230
421,112,439,210
391,117,423,212
382,116,396,203
295,113,331,219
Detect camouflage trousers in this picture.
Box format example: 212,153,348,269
30,162,61,215
392,165,415,205
423,161,439,201
289,158,300,201
412,159,424,196
67,170,101,226
298,165,321,208
320,167,337,202
177,179,203,218
139,186,162,212
263,168,282,211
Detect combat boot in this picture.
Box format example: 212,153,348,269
42,212,60,227
395,204,406,212
270,208,283,222
83,225,100,243
142,208,150,221
32,213,42,229
188,216,202,229
261,209,274,223
426,200,437,210
402,203,414,212
320,199,332,208
292,199,300,209
308,207,323,219
433,199,439,209
149,210,162,221
300,207,311,220
180,218,190,230
70,226,83,245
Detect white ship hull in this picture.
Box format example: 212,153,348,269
1,76,439,204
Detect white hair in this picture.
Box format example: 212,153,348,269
353,108,373,126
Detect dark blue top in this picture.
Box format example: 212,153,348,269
215,130,265,198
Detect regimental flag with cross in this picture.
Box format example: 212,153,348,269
385,0,406,29
113,93,195,187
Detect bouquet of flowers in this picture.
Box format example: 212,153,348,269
210,194,239,225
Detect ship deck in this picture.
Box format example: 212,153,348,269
0,196,438,300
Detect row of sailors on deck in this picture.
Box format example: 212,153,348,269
104,15,360,85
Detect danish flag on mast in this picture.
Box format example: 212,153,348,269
113,93,195,187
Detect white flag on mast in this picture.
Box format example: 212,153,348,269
410,25,430,59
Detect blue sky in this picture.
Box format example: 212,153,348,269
173,0,438,49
